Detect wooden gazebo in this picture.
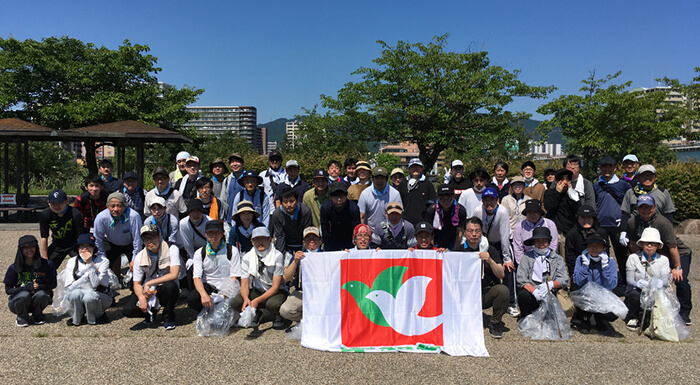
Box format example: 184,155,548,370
58,120,192,186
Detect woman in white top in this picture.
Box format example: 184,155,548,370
64,233,113,326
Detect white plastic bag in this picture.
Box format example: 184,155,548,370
518,292,572,340
196,300,236,337
237,306,257,328
642,278,690,341
120,254,129,268
570,282,628,319
52,269,92,316
285,319,303,341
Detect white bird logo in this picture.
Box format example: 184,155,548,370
365,275,442,336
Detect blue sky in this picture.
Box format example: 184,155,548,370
1,0,698,123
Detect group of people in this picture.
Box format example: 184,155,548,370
3,151,692,340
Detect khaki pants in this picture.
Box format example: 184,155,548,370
279,290,303,322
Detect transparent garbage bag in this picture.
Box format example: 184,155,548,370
518,291,572,340
285,319,303,341
569,282,628,319
196,299,237,337
642,278,689,341
238,306,257,328
52,268,93,316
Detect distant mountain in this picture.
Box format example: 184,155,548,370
258,117,565,148
258,118,294,144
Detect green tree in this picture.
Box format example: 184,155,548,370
374,152,401,171
537,71,684,176
0,36,204,174
308,34,554,172
284,107,369,158
660,67,700,141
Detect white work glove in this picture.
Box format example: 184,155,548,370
637,279,649,289
185,258,194,270
655,279,664,289
601,254,610,269
479,235,489,252
581,254,590,266
533,286,547,301
619,232,629,247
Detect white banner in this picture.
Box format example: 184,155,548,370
301,250,488,357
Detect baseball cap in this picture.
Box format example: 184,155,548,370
185,199,207,215
408,158,424,168
390,168,404,177
329,181,348,195
99,158,113,167
48,189,67,203
313,169,329,179
251,227,271,239
269,150,282,160
228,153,244,162
415,221,434,234
555,168,573,181
286,160,299,168
140,224,160,237
185,156,200,164
149,196,166,208
623,154,639,163
577,204,596,217
451,160,464,167
123,171,138,180
152,167,169,177
372,167,388,177
637,194,655,207
599,156,616,166
303,226,321,238
482,187,499,199
436,184,454,195
638,164,656,175
386,202,403,214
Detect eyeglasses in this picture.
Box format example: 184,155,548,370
355,234,370,239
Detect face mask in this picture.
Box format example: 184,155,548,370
533,246,549,255
589,254,602,262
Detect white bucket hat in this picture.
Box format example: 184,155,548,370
637,227,663,248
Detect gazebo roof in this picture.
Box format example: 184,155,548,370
0,118,59,140
59,120,192,143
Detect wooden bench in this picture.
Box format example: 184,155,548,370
0,193,45,222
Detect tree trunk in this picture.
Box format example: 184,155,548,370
85,141,97,176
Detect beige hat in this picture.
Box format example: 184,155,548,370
386,202,403,215
510,175,526,184
303,226,321,239
355,161,372,172
149,196,166,208
637,227,663,247
390,168,405,177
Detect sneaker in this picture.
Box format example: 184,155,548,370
507,306,520,317
95,313,110,325
578,320,590,335
249,310,261,328
680,313,691,326
163,322,176,330
273,315,291,330
488,323,503,339
16,317,29,327
626,319,639,331
33,315,45,325
143,311,156,325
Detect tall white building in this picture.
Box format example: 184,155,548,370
186,106,261,153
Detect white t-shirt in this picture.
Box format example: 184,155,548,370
241,248,285,292
193,244,242,290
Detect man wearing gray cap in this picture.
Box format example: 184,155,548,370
399,158,437,226
93,192,143,280
232,227,288,329
621,154,639,187
274,159,309,208
145,166,187,218
621,164,676,224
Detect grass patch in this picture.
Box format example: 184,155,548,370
33,332,49,338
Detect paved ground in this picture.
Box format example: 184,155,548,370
0,226,697,384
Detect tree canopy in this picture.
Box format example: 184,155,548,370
537,71,684,175
0,36,204,173
308,34,554,171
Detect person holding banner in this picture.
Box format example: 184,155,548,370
454,217,509,338
279,226,323,325
516,227,569,318
351,224,373,251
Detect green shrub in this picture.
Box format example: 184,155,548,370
656,162,700,223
